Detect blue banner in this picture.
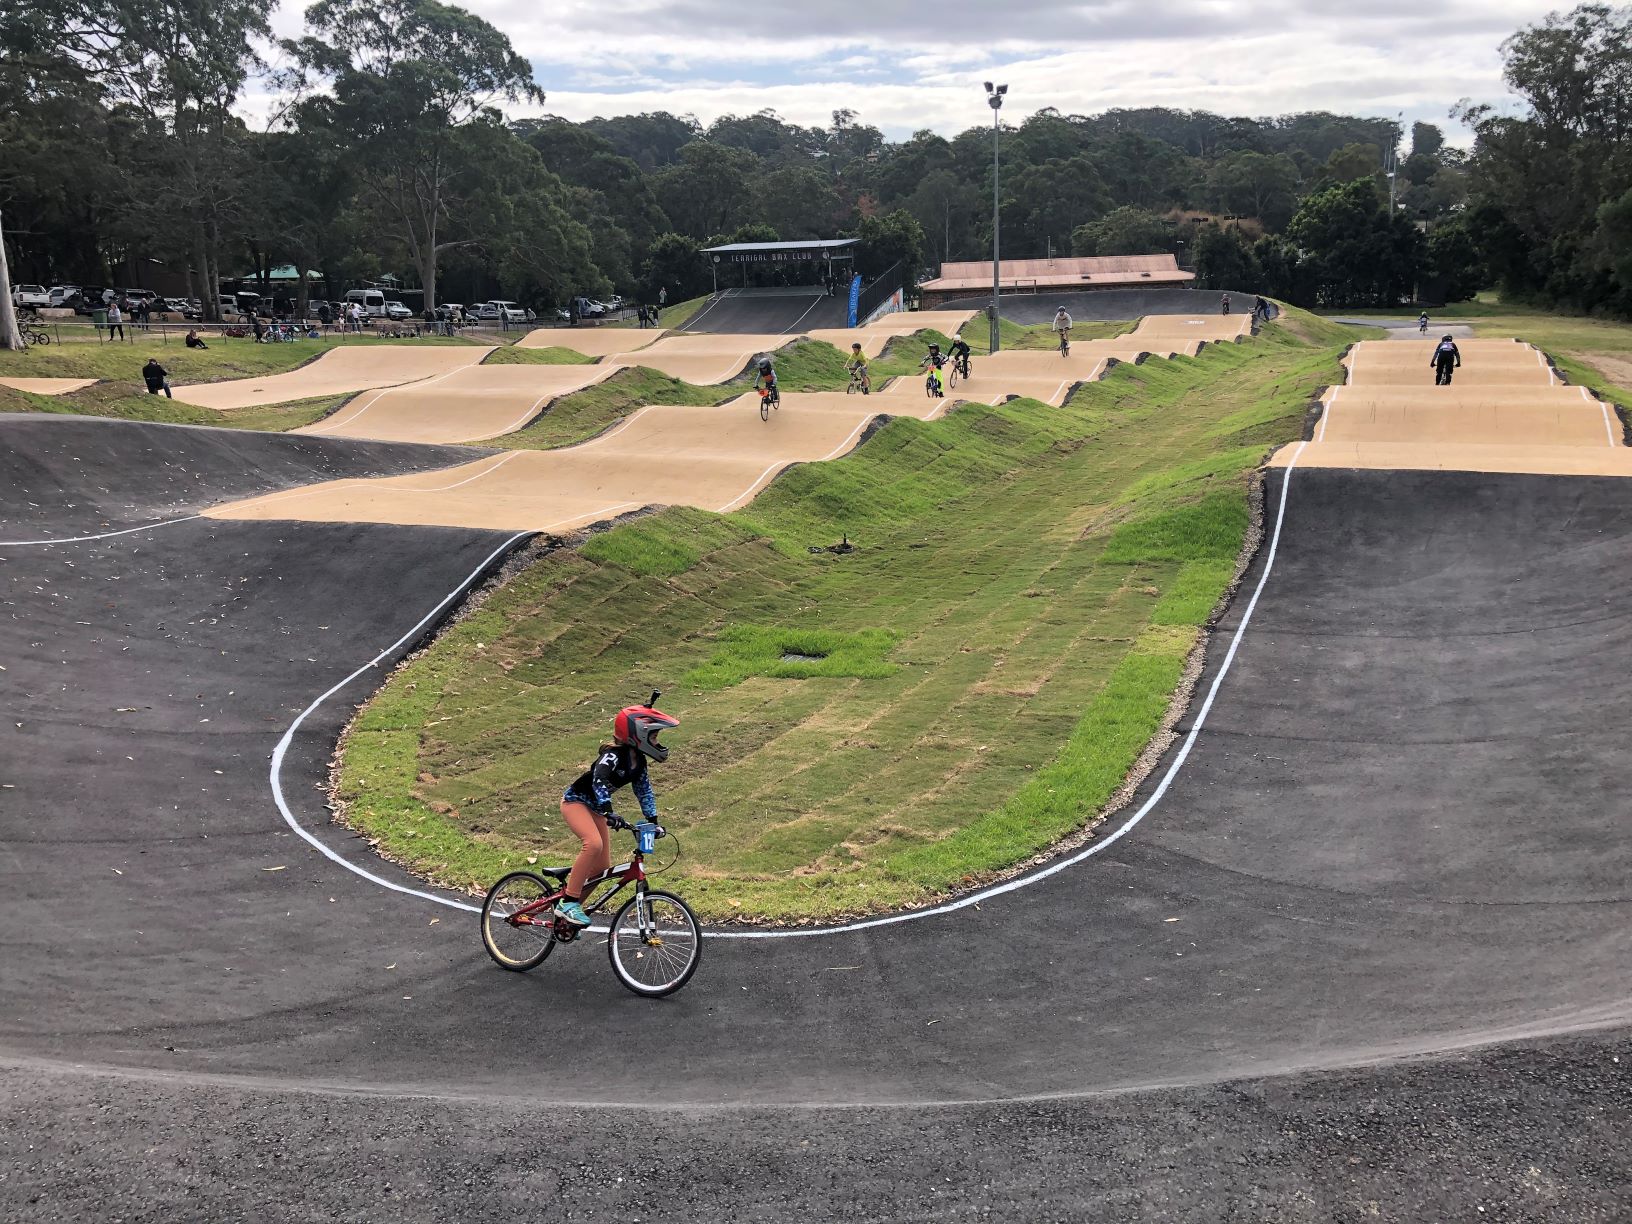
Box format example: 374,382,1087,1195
847,275,861,327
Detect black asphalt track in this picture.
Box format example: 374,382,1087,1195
678,287,850,334
940,286,1270,323
0,413,484,537
3,434,1631,1217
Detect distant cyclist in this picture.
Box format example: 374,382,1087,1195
1052,307,1072,340
846,342,871,394
1221,293,1232,316
946,336,972,380
919,342,947,398
1431,335,1461,385
1418,311,1430,335
753,356,779,404
556,701,679,927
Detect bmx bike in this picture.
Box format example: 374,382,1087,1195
845,365,870,395
1057,330,1070,358
946,353,970,389
22,325,50,346
759,384,780,421
480,815,702,997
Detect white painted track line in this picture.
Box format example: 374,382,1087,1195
0,514,203,548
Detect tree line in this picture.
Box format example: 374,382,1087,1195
3,0,1630,349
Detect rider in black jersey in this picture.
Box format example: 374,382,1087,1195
557,701,678,925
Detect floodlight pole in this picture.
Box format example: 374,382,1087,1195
986,83,1007,353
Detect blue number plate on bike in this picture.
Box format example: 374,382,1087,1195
634,821,658,854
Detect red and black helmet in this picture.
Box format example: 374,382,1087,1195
614,702,679,762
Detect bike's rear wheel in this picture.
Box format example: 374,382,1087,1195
481,870,564,971
607,889,702,997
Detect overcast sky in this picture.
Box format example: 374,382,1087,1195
260,0,1559,143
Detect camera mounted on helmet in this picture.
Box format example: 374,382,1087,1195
614,689,679,763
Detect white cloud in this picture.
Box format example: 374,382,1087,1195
255,0,1555,143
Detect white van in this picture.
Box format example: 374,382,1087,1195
344,288,387,318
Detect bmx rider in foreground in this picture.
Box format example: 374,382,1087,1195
1431,335,1462,385
847,343,871,394
919,342,947,397
556,702,679,926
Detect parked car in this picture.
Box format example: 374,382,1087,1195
12,284,49,308
48,285,80,307
476,300,530,322
382,300,414,321
72,288,106,314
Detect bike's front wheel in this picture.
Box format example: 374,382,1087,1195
481,870,564,971
760,395,769,421
607,889,702,997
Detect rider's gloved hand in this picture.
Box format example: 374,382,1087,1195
604,811,628,831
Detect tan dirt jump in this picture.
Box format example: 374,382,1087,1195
168,345,495,410
601,333,792,384
0,377,98,395
296,363,623,445
206,391,956,534
1273,338,1632,477
514,328,666,356
203,309,1247,532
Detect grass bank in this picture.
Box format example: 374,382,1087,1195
338,313,1349,921
483,345,597,366
960,316,1132,355
494,367,731,449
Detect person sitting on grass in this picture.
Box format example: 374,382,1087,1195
141,358,172,399
184,329,208,349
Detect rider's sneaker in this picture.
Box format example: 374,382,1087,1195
556,899,591,926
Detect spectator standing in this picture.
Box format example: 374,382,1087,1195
106,301,124,340
142,357,172,398
252,315,267,343
318,302,332,329
658,285,667,310
568,298,579,327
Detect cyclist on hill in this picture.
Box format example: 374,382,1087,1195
846,342,871,394
556,702,680,927
753,356,779,405
1431,335,1462,385
1052,306,1072,339
919,341,947,398
946,335,973,380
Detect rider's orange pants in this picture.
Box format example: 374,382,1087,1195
561,800,612,897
